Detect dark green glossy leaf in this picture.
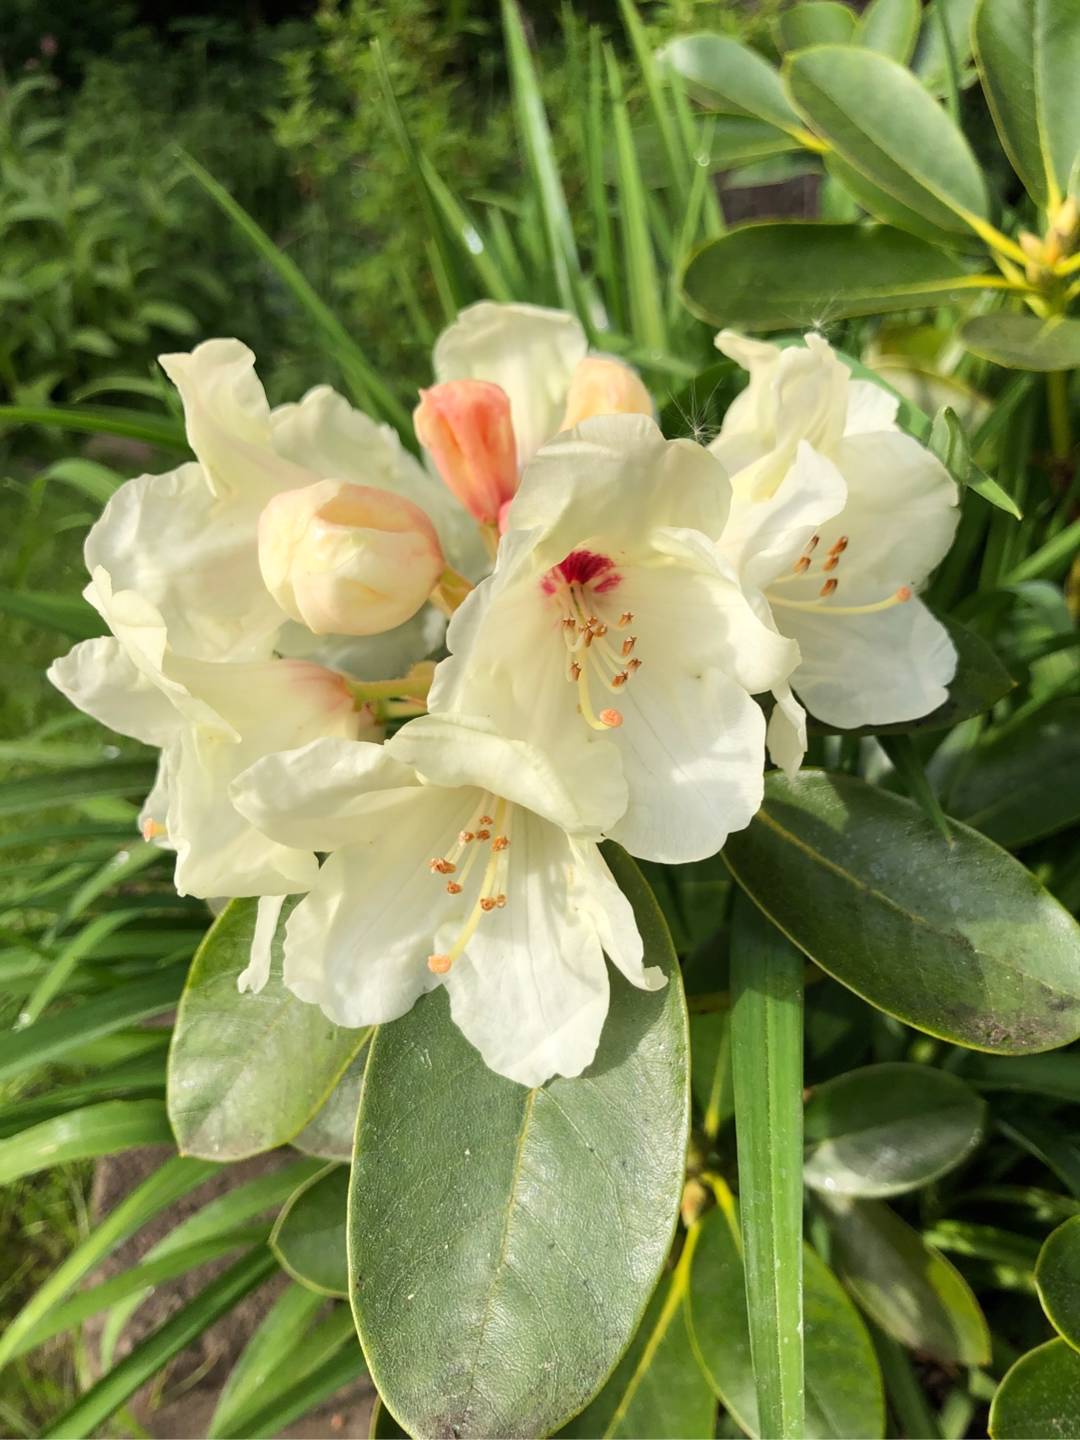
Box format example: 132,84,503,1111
776,2,857,51
370,1398,408,1438
730,893,805,1438
824,152,978,252
1037,1216,1080,1348
959,1052,1080,1102
688,1202,886,1438
784,45,988,233
724,771,1080,1054
804,1062,986,1198
292,1045,369,1161
816,1194,991,1365
558,1241,715,1439
990,1339,1080,1438
658,34,804,131
271,1165,349,1298
961,314,1080,371
973,0,1080,209
681,223,984,331
857,0,921,62
167,899,367,1161
809,613,1015,737
949,699,1080,848
349,845,689,1440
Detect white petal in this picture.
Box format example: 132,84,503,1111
607,658,766,864
433,301,587,466
766,684,807,775
159,339,309,502
844,378,900,434
719,441,848,593
47,638,178,747
281,786,475,1024
510,414,731,558
572,840,664,992
237,894,286,994
85,464,283,662
232,737,420,852
816,431,958,600
386,713,627,837
786,597,957,730
443,812,612,1086
274,605,446,682
168,728,320,899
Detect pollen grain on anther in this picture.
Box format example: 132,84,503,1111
820,578,839,598
429,857,456,874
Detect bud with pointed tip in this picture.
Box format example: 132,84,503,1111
257,479,444,637
560,356,653,430
413,379,518,526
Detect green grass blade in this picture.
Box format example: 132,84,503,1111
502,0,585,316
0,1099,174,1184
729,888,805,1440
617,0,689,209
40,1248,277,1440
0,1154,218,1371
0,404,187,450
176,150,410,437
213,1308,362,1439
0,589,105,641
0,761,157,818
20,910,143,1025
584,28,624,330
418,156,515,302
208,1282,328,1436
606,46,668,355
0,968,186,1085
9,1229,267,1361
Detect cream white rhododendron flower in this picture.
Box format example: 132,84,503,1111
230,715,661,1087
48,567,364,903
709,331,960,772
86,339,480,678
414,301,653,532
427,413,799,863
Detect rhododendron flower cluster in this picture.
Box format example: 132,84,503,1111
51,302,958,1087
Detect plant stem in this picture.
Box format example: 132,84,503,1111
730,890,805,1440
1047,369,1073,463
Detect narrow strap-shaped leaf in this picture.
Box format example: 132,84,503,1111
0,1154,218,1370
215,1316,365,1440
41,1248,277,1439
0,760,156,817
0,1099,174,1184
730,890,805,1439
176,149,410,437
0,403,187,450
501,0,585,317
208,1282,328,1436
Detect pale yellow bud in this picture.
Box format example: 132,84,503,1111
560,356,654,430
257,479,444,637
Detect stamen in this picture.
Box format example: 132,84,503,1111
475,828,491,841
480,897,497,912
823,555,840,572
618,611,633,627
804,535,820,553
495,894,507,908
610,671,629,689
621,635,636,657
771,585,913,616
793,555,811,574
820,578,838,598
429,858,456,874
459,831,475,845
627,657,642,674
446,881,462,894
479,815,494,826
492,835,510,851
828,535,849,555
569,660,582,681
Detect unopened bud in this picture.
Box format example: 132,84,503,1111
414,380,518,526
257,479,444,636
561,356,653,429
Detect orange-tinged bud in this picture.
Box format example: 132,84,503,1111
560,356,653,429
257,479,444,637
414,380,518,525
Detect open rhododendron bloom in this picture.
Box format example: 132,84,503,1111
417,301,653,529
231,716,660,1086
710,331,960,771
48,568,364,900
428,412,798,863
86,339,483,678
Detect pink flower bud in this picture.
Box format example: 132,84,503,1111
414,380,518,525
257,479,444,637
561,357,653,430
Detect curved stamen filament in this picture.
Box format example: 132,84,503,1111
561,582,643,727
771,586,912,617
